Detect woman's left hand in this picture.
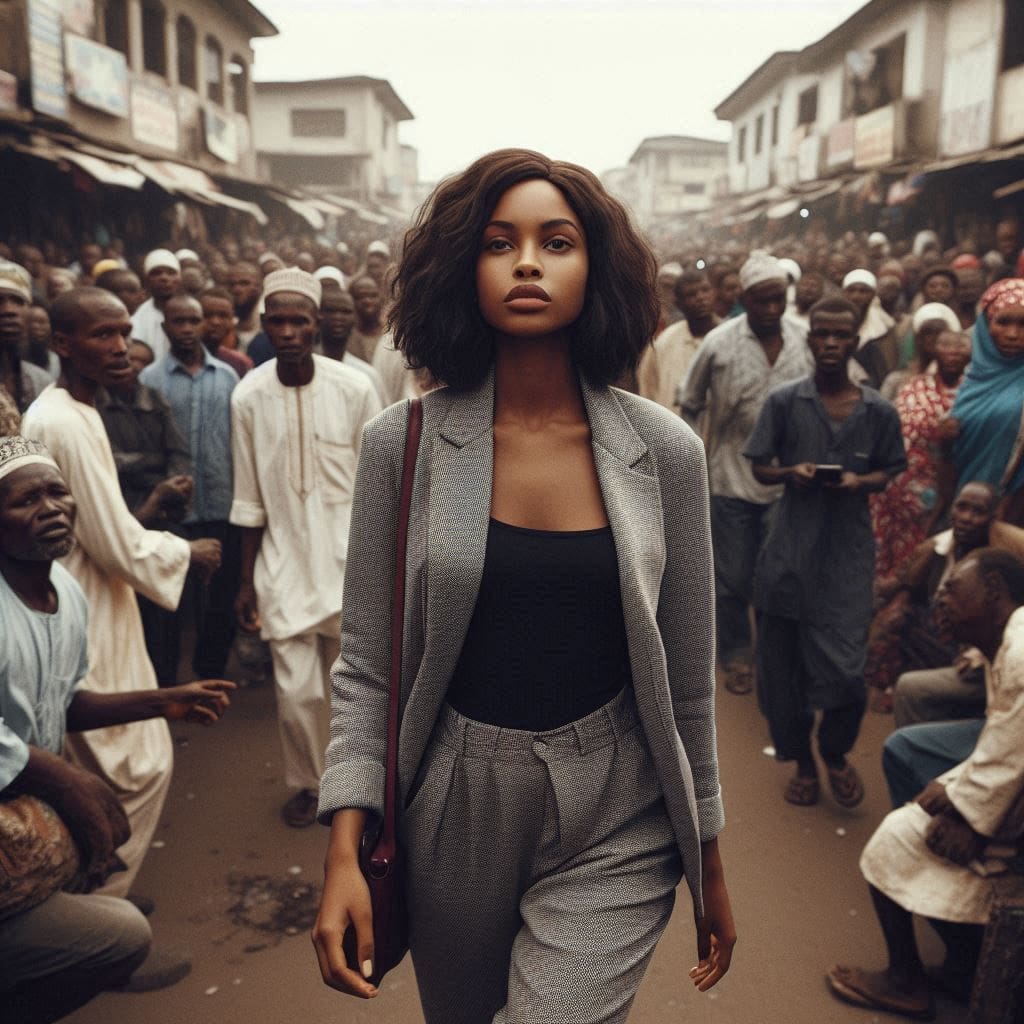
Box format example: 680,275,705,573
689,837,736,991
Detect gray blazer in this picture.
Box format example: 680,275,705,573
319,367,724,914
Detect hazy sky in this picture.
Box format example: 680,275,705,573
252,0,865,184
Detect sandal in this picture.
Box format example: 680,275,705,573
784,773,820,806
827,762,865,808
723,665,754,695
826,965,935,1021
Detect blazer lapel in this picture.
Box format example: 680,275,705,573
581,379,666,625
399,372,495,791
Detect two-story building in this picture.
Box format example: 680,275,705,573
253,76,414,210
713,0,1024,238
625,136,728,226
0,0,281,247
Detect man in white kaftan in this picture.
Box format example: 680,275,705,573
230,268,381,826
21,287,218,895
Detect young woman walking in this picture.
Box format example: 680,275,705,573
312,149,735,1024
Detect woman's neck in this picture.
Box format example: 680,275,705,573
492,335,584,427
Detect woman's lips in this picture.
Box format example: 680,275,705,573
504,284,551,302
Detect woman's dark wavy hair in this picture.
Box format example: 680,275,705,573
389,148,659,391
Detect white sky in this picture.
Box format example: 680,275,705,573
251,0,865,184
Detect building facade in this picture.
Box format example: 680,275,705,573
715,0,1024,199
0,0,276,179
253,76,414,208
625,136,728,225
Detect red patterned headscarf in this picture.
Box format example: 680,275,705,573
980,277,1024,319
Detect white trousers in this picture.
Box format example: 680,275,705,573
65,721,174,898
269,620,340,791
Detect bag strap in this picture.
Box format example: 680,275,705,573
376,397,422,866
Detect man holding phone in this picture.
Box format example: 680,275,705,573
744,297,906,809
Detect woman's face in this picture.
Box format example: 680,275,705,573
475,179,588,341
934,331,971,377
989,304,1024,358
923,274,954,303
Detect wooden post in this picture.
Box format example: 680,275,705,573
967,893,1024,1024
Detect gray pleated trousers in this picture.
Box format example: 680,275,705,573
401,687,684,1024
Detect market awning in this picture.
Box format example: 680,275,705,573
357,209,389,226
185,188,268,225
283,197,325,230
766,198,800,220
55,147,145,190
994,178,1024,200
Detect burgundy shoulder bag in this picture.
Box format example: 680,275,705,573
343,396,422,985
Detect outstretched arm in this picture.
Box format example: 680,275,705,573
66,680,235,731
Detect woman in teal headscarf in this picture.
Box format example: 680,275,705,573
947,278,1024,518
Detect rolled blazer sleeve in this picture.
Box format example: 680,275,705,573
318,402,407,823
655,423,724,841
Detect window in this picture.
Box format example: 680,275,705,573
176,16,196,89
205,36,223,105
771,105,779,147
845,33,905,116
1005,2,1024,70
738,125,747,162
141,0,167,77
229,56,248,114
104,0,128,56
798,86,818,126
683,183,706,195
754,113,764,155
291,108,347,137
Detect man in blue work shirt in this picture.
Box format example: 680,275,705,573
141,293,239,680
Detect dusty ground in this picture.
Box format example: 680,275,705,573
65,676,965,1024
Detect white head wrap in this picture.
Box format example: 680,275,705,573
0,261,32,302
174,248,200,264
868,231,889,248
912,302,960,334
366,240,390,258
739,250,786,291
262,268,321,308
658,262,684,279
777,258,802,284
0,436,60,484
144,249,181,275
843,269,878,291
313,266,346,289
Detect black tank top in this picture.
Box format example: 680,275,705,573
445,518,632,730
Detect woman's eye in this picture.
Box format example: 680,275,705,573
546,238,572,251
486,239,512,252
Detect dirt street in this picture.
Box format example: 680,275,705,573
66,677,965,1024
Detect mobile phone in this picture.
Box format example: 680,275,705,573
813,464,844,484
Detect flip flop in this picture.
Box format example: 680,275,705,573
825,965,935,1021
784,773,820,806
723,665,754,695
827,761,865,808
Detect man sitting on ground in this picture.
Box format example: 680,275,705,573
827,548,1024,1017
0,436,233,1016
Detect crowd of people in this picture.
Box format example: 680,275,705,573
0,190,1022,1022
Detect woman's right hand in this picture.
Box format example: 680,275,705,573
312,809,379,999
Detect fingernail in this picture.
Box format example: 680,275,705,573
361,959,373,979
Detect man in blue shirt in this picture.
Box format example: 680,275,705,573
140,294,240,679
745,297,906,810
0,436,233,1014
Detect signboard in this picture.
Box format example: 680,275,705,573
826,119,855,168
28,0,67,119
203,107,238,164
854,105,896,169
0,71,18,112
940,40,998,157
797,135,821,182
64,35,128,117
131,80,179,151
996,65,1024,146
